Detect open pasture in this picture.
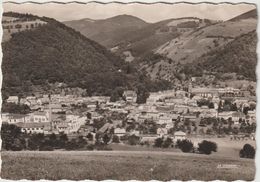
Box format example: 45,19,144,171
1,150,255,181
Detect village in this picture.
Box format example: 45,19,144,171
1,80,256,148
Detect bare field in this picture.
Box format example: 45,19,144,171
1,150,255,181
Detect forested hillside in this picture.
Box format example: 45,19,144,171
64,15,148,48
181,31,257,81
2,12,172,97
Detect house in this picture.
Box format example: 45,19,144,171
171,113,180,121
26,96,38,105
218,111,233,120
1,113,31,124
157,113,172,125
6,96,19,104
200,109,218,118
67,116,87,133
123,90,137,103
138,115,152,123
175,90,187,97
32,111,49,123
130,130,140,136
140,108,159,120
187,99,198,107
247,110,256,121
114,128,126,137
173,104,188,113
232,112,245,122
20,98,31,106
165,123,174,130
49,103,64,113
182,113,197,122
157,127,168,137
98,123,113,133
174,131,186,141
191,87,218,98
56,122,69,133
140,134,158,143
164,97,186,105
16,122,51,134
87,101,97,109
90,112,103,120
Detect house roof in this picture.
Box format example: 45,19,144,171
174,131,186,136
99,123,112,133
8,114,29,119
124,90,136,97
114,128,126,134
157,128,167,133
15,122,51,128
34,111,47,116
232,112,245,117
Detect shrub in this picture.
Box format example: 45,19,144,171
176,139,194,153
86,144,94,151
162,137,173,148
95,143,113,151
65,139,80,150
128,135,140,145
198,140,217,155
154,137,164,148
112,135,120,143
120,134,129,141
240,144,255,159
39,145,54,151
102,134,110,145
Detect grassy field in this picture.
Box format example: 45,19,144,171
1,150,255,181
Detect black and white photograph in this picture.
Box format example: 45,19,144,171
0,1,258,181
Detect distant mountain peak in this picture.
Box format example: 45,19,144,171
102,14,147,24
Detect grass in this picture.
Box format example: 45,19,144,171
1,150,255,181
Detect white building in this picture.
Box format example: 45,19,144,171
174,131,186,141
123,90,137,103
6,96,19,104
157,127,168,137
114,128,126,137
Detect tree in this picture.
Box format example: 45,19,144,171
136,84,150,104
154,137,164,148
86,112,92,119
65,139,79,150
231,103,238,111
49,133,57,141
162,137,173,148
103,134,110,145
198,140,217,155
176,139,194,153
112,135,120,143
243,106,250,115
239,144,255,159
59,133,68,148
86,133,93,141
110,87,124,102
208,102,215,109
77,135,87,148
27,133,45,150
128,135,140,145
2,103,31,114
1,123,26,151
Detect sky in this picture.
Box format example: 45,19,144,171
3,2,256,23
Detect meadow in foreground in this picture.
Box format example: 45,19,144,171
1,150,255,181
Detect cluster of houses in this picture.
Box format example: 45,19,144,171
2,84,256,144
